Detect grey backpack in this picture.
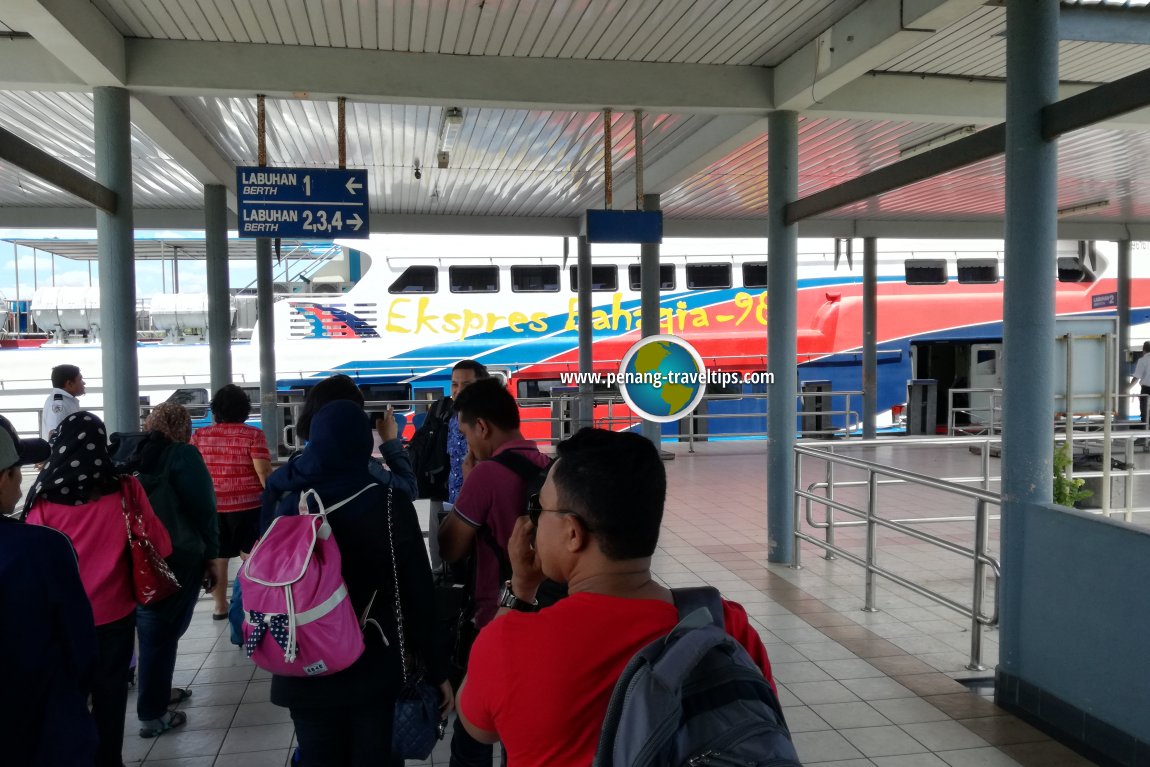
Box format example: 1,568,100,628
593,587,803,767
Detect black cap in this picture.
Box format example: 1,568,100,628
0,415,50,471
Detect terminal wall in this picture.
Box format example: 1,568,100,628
998,502,1150,762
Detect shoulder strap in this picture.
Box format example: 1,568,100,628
298,482,379,517
489,449,544,480
672,586,724,628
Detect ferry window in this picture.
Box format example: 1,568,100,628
388,266,438,294
569,265,617,292
511,265,560,293
1057,256,1096,283
627,264,675,291
743,262,768,288
905,259,948,285
957,258,998,284
450,265,499,293
517,378,615,398
165,387,209,419
686,264,731,290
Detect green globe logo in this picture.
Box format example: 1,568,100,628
618,335,708,423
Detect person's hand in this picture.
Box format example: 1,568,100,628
462,450,477,480
375,405,398,442
438,680,456,717
508,515,545,602
201,563,218,593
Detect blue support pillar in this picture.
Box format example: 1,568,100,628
577,235,594,429
767,110,798,564
863,237,878,440
94,87,139,434
1000,0,1058,665
640,193,662,446
204,184,232,396
256,238,278,455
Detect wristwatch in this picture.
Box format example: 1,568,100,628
498,580,539,612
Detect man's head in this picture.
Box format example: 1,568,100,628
0,415,49,514
51,364,85,396
531,428,666,581
452,377,519,460
451,359,489,399
210,384,252,424
1142,341,1149,355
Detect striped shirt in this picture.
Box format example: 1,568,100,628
191,423,270,513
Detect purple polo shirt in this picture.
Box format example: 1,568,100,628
453,439,551,627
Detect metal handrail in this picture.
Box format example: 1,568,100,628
793,438,1001,670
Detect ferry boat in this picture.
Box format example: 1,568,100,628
0,234,1141,445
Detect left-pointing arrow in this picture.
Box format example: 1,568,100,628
346,177,364,195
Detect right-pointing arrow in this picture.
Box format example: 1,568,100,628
348,213,363,231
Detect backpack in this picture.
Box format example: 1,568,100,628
240,483,378,677
407,398,453,500
109,431,197,562
594,586,802,767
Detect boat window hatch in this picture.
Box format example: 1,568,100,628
686,263,731,290
388,266,438,294
511,265,560,292
569,265,618,292
742,262,768,289
627,264,675,291
449,266,499,293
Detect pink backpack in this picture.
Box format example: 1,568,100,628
240,483,379,677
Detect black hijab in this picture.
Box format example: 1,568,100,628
23,411,118,515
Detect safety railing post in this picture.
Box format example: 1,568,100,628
863,469,879,612
687,409,695,454
968,498,989,671
792,448,803,569
824,447,837,559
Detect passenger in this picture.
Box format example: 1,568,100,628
446,360,489,505
0,414,98,767
261,400,452,766
41,363,85,442
190,384,272,621
267,373,418,532
437,376,549,767
456,428,776,767
24,412,173,767
131,402,220,737
1131,340,1150,430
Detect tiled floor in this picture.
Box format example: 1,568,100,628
117,440,1101,767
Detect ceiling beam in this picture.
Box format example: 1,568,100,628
773,0,984,111
125,38,774,114
0,126,117,212
1059,6,1150,45
614,116,770,211
1043,66,1150,140
4,0,124,86
0,38,88,91
131,94,238,205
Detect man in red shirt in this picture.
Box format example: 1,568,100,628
457,428,775,767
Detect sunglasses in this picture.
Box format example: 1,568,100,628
527,492,593,532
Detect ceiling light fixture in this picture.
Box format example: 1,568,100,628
1057,199,1111,218
898,125,978,159
439,107,464,153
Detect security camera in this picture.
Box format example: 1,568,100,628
413,161,422,181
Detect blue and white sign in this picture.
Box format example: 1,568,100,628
237,166,370,239
1092,292,1118,309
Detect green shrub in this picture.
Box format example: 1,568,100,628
1053,441,1092,507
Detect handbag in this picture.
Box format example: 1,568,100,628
121,477,181,606
384,487,447,760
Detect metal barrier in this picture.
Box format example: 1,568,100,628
793,437,1001,671
947,387,1003,436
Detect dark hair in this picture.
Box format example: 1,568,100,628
51,364,81,389
453,359,489,378
1143,341,1150,354
551,428,665,560
453,377,519,431
211,384,252,424
296,374,365,441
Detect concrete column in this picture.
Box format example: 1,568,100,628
1000,0,1059,666
1118,239,1131,419
256,238,278,454
863,237,878,439
767,110,799,564
204,184,232,395
577,235,594,429
640,193,662,446
94,87,139,433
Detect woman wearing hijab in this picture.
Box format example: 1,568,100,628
25,411,172,767
129,402,219,737
261,400,451,766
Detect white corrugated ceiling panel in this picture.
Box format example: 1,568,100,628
880,4,1150,83
87,0,861,66
0,91,202,208
178,96,707,217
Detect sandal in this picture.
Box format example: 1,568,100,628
168,688,192,705
139,710,187,738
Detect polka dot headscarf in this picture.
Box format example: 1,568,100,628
23,411,118,513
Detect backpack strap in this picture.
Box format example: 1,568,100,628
671,586,724,628
298,483,379,517
489,449,544,480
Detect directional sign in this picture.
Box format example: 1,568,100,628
237,166,370,239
